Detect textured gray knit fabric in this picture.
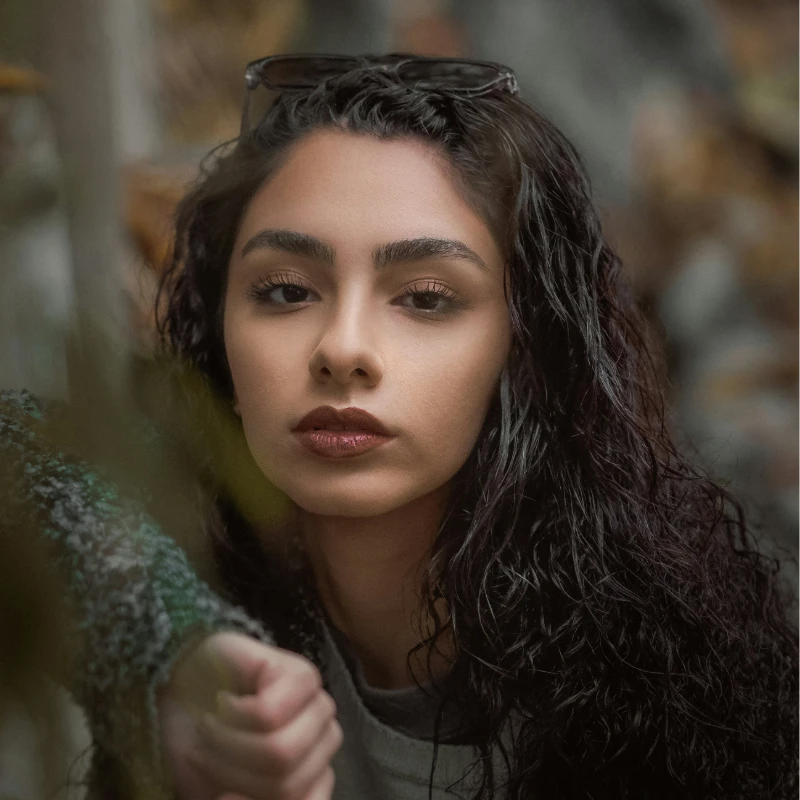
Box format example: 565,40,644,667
0,389,516,798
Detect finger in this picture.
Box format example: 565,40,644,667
216,669,324,732
187,746,268,799
201,633,285,695
190,718,342,800
303,766,335,800
277,719,343,800
199,690,337,774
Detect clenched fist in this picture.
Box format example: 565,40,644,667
158,632,342,800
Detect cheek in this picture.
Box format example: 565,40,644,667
407,332,507,460
225,320,291,421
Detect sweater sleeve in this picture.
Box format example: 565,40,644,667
0,388,273,797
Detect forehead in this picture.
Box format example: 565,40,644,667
234,129,502,266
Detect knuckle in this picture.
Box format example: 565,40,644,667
255,697,283,730
291,654,320,678
328,720,344,752
274,773,307,800
298,668,323,696
265,730,303,769
278,765,333,800
321,690,337,718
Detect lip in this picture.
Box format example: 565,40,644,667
292,405,395,460
294,430,393,459
293,406,392,436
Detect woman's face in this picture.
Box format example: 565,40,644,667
224,129,511,517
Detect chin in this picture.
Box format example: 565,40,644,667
289,490,405,518
277,473,430,517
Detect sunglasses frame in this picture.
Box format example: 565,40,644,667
240,53,519,137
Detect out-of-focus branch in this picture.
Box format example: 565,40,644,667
39,0,131,398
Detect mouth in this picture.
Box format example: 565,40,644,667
292,406,394,459
310,424,367,432
292,405,392,436
294,429,393,459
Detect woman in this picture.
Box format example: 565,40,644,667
1,53,797,800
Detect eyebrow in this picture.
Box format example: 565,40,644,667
240,229,336,264
240,228,489,273
373,237,489,272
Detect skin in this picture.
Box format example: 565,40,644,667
223,129,511,690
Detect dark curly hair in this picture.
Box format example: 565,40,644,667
153,57,798,800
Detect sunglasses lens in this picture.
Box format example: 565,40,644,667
261,57,361,87
397,60,500,89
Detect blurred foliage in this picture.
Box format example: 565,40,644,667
713,3,797,86
156,0,309,144
712,0,798,157
44,315,294,586
596,0,800,555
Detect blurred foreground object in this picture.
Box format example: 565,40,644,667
0,374,88,799
0,522,87,800
123,157,198,351
39,0,133,398
0,63,73,399
0,342,292,799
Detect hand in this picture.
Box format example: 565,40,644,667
159,632,342,800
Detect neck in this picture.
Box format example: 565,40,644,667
298,484,455,690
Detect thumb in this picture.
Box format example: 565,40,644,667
169,631,279,715
200,631,281,696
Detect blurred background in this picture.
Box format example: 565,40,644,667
0,0,797,796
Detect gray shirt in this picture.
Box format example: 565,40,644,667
325,619,465,741
321,617,516,799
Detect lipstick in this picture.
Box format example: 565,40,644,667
295,430,393,458
292,405,395,459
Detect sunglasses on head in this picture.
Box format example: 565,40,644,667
240,53,519,137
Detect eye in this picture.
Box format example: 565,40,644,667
245,274,469,317
396,280,468,316
246,273,316,307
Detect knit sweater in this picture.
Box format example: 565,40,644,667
0,389,516,799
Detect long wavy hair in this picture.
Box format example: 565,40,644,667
153,59,798,799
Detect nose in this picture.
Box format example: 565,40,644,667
308,294,383,388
